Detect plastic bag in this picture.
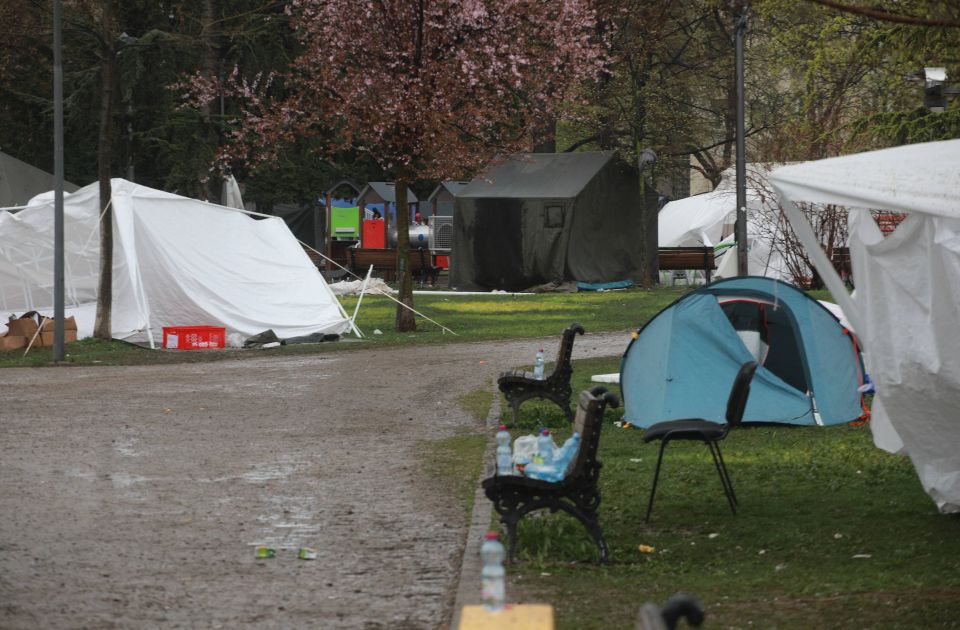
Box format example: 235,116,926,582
512,435,538,465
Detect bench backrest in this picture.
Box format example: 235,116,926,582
658,246,716,270
566,386,619,480
549,323,585,381
348,247,431,272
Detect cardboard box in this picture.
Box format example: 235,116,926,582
38,330,78,347
40,316,77,332
0,335,27,351
4,317,39,338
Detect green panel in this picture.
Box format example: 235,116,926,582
331,207,360,238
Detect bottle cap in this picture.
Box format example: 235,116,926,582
485,531,499,540
540,428,550,436
498,424,508,430
539,348,544,352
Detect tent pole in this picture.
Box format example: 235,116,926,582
773,188,865,339
349,265,374,338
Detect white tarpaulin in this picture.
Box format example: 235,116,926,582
658,165,790,280
769,139,960,513
0,178,352,345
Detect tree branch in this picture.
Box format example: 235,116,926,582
562,133,601,153
803,0,960,28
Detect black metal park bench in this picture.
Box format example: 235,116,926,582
482,386,620,563
497,323,585,423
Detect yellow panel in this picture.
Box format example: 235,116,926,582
458,604,555,630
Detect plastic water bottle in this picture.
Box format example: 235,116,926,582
537,428,555,467
555,432,581,473
496,424,513,475
523,462,559,481
480,531,506,612
533,348,545,379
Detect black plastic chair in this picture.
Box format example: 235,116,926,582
643,361,758,521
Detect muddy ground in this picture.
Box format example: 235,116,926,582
0,332,627,629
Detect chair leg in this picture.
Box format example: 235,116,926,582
706,440,737,515
713,441,738,507
645,439,670,521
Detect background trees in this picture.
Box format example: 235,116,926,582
186,0,607,330
0,0,957,319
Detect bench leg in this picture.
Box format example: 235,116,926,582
495,496,607,564
500,512,521,563
554,502,608,564
509,397,522,425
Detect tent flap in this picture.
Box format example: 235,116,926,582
770,139,960,513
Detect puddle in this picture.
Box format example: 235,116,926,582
113,438,142,457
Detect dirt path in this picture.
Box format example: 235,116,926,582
0,331,629,629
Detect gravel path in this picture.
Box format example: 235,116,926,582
0,331,629,629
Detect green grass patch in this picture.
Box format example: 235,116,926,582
420,432,488,518
496,357,960,629
458,383,495,423
0,287,686,368
335,287,686,346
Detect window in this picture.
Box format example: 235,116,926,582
544,204,565,228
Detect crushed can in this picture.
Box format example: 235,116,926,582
298,547,318,560
255,545,276,558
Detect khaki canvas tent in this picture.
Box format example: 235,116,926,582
0,151,79,208
769,139,960,514
0,179,353,346
451,151,658,291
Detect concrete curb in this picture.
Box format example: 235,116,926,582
450,384,501,629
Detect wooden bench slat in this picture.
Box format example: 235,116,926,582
658,246,716,282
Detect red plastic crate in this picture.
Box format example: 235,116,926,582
362,218,386,249
162,325,225,350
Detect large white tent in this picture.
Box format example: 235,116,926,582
0,178,352,346
658,165,790,280
769,139,960,514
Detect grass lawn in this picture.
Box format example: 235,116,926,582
0,287,687,367
492,357,960,629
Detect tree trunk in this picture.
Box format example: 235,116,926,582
531,115,556,153
93,3,115,341
635,160,658,289
394,174,416,332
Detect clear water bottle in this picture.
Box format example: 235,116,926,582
537,428,555,467
496,424,513,475
523,462,560,482
554,432,581,475
480,531,506,612
533,348,545,379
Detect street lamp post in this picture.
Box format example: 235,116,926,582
53,0,66,362
734,5,749,276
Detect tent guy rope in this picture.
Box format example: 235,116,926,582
297,241,458,336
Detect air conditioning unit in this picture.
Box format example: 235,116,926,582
429,216,453,252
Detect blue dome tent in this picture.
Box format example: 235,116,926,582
620,277,866,427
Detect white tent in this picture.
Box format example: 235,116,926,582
658,165,790,280
0,178,353,345
769,139,960,514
